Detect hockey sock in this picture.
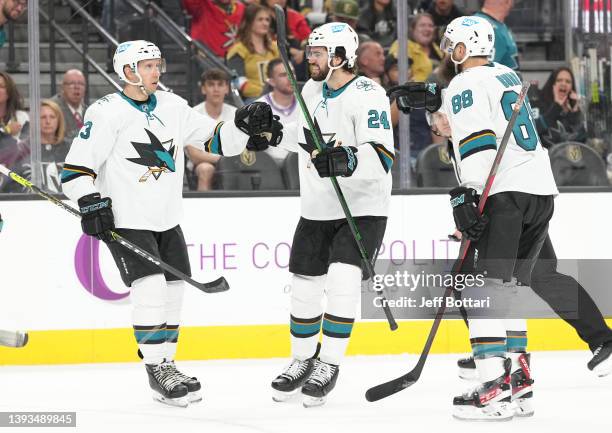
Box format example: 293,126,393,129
290,274,325,360
165,280,185,360
469,318,506,360
320,262,360,365
505,319,528,353
131,274,168,365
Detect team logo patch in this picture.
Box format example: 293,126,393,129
331,24,346,33
355,80,374,91
461,17,478,26
127,128,177,182
438,146,452,165
566,144,583,163
240,149,257,166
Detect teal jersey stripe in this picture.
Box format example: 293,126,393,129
459,134,497,157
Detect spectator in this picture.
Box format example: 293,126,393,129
328,0,371,44
262,0,311,43
0,71,28,140
226,4,279,100
389,13,443,82
51,69,88,144
475,0,519,71
356,40,385,85
0,100,69,193
261,0,309,81
533,67,586,148
0,0,27,48
425,0,464,43
256,58,297,166
357,0,396,49
182,0,245,58
187,69,237,191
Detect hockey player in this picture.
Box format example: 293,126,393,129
269,22,394,408
433,16,557,421
61,40,281,407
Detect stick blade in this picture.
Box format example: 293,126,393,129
365,370,419,402
197,276,230,293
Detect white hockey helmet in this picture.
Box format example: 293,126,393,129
113,40,166,86
307,22,359,69
440,16,495,66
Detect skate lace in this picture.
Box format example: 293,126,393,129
280,359,309,380
593,345,603,357
308,361,336,387
153,363,185,391
165,361,192,382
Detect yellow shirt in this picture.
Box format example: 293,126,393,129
226,42,280,98
389,40,443,82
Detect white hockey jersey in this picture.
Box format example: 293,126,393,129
442,62,558,196
281,76,394,220
62,91,249,231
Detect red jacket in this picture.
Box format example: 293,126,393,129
286,7,311,42
182,0,245,57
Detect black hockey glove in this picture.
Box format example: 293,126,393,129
387,82,442,114
449,187,488,241
246,114,283,151
78,193,115,243
234,102,273,136
312,146,358,178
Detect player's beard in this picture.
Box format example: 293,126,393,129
438,55,458,85
309,63,329,81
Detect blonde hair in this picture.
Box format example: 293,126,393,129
41,99,65,145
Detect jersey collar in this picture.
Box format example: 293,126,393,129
118,92,158,113
322,76,358,99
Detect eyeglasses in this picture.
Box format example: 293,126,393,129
63,81,86,88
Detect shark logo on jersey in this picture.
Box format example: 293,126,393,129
127,128,177,182
299,118,337,155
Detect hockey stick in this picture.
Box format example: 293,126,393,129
365,82,531,402
0,329,28,348
273,5,398,331
0,164,229,294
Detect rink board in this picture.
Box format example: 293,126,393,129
1,193,611,365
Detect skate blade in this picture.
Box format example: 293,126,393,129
302,395,326,408
272,388,299,403
453,403,514,422
592,358,612,377
188,391,202,403
458,368,478,381
152,393,189,408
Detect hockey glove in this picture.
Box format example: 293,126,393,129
387,82,442,114
78,193,115,243
234,102,273,136
246,115,283,151
449,187,488,241
312,146,358,178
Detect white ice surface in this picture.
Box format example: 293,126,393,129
0,351,609,433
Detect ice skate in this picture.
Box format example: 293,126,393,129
588,342,612,377
301,360,339,408
164,360,202,403
453,357,513,421
145,362,189,408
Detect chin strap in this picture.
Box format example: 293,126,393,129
324,57,347,83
